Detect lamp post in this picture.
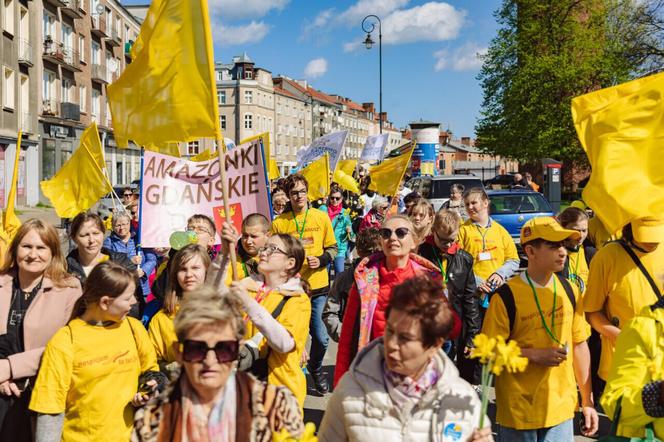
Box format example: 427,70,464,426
362,14,382,134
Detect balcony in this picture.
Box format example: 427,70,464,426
42,99,60,117
107,28,121,47
60,102,80,121
61,0,84,18
21,113,35,134
91,64,108,83
43,0,66,7
91,13,107,37
43,39,82,72
18,39,32,66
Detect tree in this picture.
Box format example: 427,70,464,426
475,0,664,164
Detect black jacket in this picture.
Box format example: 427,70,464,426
418,240,480,349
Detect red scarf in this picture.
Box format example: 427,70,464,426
327,202,343,220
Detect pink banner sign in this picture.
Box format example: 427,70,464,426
140,139,271,247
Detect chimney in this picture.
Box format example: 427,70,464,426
362,102,375,113
295,79,308,89
461,137,471,146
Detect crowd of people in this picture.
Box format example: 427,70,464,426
0,168,661,442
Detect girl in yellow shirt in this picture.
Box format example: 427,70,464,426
229,233,311,408
29,262,164,442
148,245,210,369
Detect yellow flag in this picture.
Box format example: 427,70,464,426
333,169,360,194
191,149,212,162
300,154,329,201
241,132,280,180
107,0,220,148
3,131,22,239
572,72,664,234
40,122,113,218
145,142,181,158
338,159,357,176
269,159,281,179
368,144,414,197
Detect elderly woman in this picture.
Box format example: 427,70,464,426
359,195,389,233
334,215,461,386
0,219,81,441
132,286,304,441
320,276,491,442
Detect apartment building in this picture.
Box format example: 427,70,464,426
273,83,311,174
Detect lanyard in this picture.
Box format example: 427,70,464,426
293,209,309,240
474,223,490,251
433,248,449,284
525,271,562,346
569,251,581,282
241,261,249,278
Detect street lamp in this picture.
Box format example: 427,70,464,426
361,14,382,134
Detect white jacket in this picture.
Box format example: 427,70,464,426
319,339,487,442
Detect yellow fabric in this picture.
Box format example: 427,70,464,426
29,318,158,442
457,219,519,280
224,256,257,286
0,229,8,268
587,216,621,249
241,132,279,180
333,169,360,194
583,241,664,380
368,145,414,197
572,72,664,235
482,274,590,430
191,149,212,162
144,142,181,158
271,208,337,290
107,0,220,148
40,122,112,219
567,247,589,293
602,306,664,439
269,159,281,180
338,159,357,176
244,284,311,407
148,308,178,364
3,130,21,238
299,154,330,201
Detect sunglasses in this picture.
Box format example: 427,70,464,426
180,339,239,363
379,227,410,240
123,193,133,197
329,196,342,201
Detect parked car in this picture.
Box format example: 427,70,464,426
484,173,518,188
406,175,485,211
488,188,555,265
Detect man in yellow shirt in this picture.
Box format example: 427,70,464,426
272,174,337,394
584,217,664,389
483,217,598,441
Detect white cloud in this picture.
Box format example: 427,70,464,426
337,0,410,26
208,0,289,20
214,21,270,46
304,58,328,79
382,2,466,45
301,8,335,41
343,41,363,53
433,43,487,71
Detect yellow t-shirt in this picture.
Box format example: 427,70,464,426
458,218,519,280
583,241,664,380
271,208,337,290
224,256,258,286
148,308,178,364
29,317,158,442
244,286,311,408
588,216,621,249
482,273,590,430
567,247,589,293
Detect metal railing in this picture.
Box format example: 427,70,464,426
43,39,80,70
42,98,59,116
18,39,32,64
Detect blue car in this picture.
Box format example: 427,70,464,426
487,189,555,263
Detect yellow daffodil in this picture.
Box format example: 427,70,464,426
273,423,318,442
492,336,528,376
470,333,497,364
104,215,113,231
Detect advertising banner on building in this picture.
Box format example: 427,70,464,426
296,130,348,172
359,133,389,163
140,139,271,247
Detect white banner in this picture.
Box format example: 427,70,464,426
360,133,389,162
296,131,348,172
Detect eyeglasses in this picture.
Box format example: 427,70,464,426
257,244,289,257
329,196,342,201
379,227,410,240
434,230,456,247
380,205,389,211
187,226,213,236
180,339,239,363
289,189,307,198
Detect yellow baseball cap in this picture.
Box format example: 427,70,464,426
521,216,581,245
632,216,664,243
570,200,587,210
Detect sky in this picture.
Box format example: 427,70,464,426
123,0,503,138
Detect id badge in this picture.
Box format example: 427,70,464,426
478,251,492,262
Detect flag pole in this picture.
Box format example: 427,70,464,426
215,139,239,281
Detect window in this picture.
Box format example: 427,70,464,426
42,70,55,101
187,141,199,155
218,90,226,104
244,90,252,104
61,78,71,103
244,70,252,79
91,89,100,121
42,11,55,40
220,115,226,130
79,34,85,63
79,85,87,112
3,67,15,109
19,6,28,41
62,23,73,50
244,114,252,129
91,41,100,64
4,0,15,35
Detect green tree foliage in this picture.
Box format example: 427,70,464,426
476,0,664,164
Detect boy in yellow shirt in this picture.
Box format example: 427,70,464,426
220,213,271,284
482,217,598,441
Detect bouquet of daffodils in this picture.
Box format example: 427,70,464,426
273,423,318,442
470,334,529,428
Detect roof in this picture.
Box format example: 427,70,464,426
409,120,441,128
274,86,303,101
233,52,253,64
446,139,481,153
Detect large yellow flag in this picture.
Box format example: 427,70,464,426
240,132,280,180
107,0,220,148
338,159,357,176
3,131,22,239
300,154,329,201
40,122,112,218
572,72,664,234
368,144,414,197
191,149,212,162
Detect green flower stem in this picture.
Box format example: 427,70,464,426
478,363,493,429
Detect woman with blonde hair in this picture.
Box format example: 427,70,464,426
148,244,211,370
0,219,81,441
407,199,434,248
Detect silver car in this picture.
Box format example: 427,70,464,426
406,175,485,211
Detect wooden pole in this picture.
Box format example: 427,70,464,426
215,138,239,281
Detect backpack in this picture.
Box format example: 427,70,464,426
496,275,576,338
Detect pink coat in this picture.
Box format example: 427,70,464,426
0,273,81,379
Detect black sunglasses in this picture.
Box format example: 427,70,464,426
379,227,410,240
180,339,239,363
123,193,133,197
329,196,342,201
